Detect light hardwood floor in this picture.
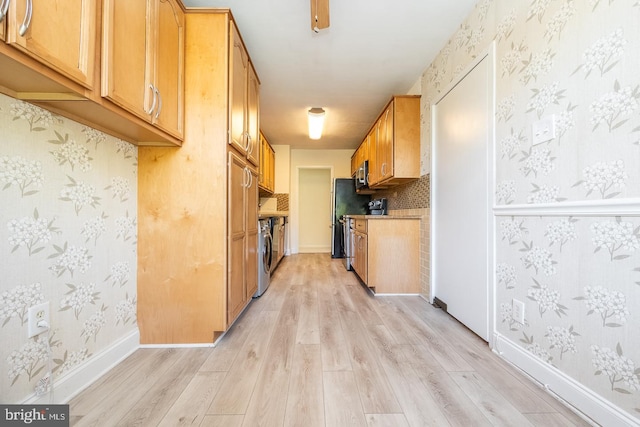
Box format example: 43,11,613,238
69,254,592,426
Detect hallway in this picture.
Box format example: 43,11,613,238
69,254,589,426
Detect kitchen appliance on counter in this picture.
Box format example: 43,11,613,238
331,178,370,259
368,198,388,215
255,218,273,297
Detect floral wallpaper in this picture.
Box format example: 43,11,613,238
0,93,138,403
418,0,640,421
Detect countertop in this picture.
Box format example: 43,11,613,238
345,214,422,220
259,210,289,219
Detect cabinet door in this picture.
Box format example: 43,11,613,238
245,166,259,298
153,0,184,139
102,0,150,120
368,124,380,185
8,0,96,89
268,145,275,191
228,151,247,323
0,16,5,41
258,133,266,188
380,105,394,180
229,22,248,155
376,107,391,181
246,64,260,166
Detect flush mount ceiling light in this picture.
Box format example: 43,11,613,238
308,107,326,140
311,0,329,32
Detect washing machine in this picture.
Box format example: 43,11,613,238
254,218,273,297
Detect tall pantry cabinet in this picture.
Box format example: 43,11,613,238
138,10,259,344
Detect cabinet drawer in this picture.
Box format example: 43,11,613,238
355,219,367,233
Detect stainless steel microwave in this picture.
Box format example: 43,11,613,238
355,160,368,190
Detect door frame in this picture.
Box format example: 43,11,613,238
430,41,496,347
291,166,334,254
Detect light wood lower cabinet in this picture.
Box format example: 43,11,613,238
228,151,258,322
352,218,420,294
137,11,259,344
353,230,368,284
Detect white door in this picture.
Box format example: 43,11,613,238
432,52,493,341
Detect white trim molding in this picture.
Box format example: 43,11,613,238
139,343,216,349
494,198,640,217
494,333,640,427
24,329,140,405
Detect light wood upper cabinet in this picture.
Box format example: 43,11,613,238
153,0,185,138
367,95,420,188
258,131,275,194
246,64,260,166
102,0,185,139
229,22,260,167
5,0,96,89
229,23,248,156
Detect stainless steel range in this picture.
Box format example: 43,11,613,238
341,216,355,270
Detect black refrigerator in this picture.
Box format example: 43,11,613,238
331,178,370,258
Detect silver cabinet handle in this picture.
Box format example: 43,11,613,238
154,87,162,119
246,133,253,155
18,0,32,36
0,0,9,23
242,167,248,188
245,167,253,188
244,132,250,152
145,84,157,115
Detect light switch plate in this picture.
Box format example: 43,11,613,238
512,298,525,325
532,115,556,145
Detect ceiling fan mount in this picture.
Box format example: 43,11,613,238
311,0,330,32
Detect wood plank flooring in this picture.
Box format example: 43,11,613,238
69,254,592,426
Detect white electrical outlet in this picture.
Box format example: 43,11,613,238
28,301,50,338
532,115,556,145
512,298,526,325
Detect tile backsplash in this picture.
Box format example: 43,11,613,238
375,174,430,210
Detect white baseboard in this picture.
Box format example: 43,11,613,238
494,333,640,427
139,343,216,348
23,329,140,405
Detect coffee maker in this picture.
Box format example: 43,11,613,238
368,198,387,215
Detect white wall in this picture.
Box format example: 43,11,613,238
289,149,353,254
0,94,139,403
272,144,290,194
420,1,640,424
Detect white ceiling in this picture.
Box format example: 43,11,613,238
181,0,478,150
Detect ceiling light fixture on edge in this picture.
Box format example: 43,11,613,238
308,107,325,140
